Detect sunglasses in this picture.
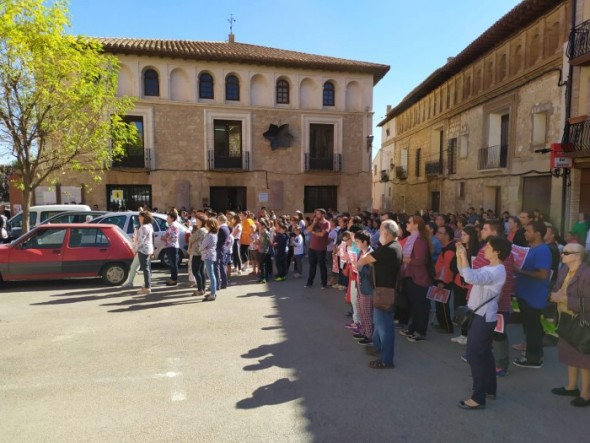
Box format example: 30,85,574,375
561,251,580,256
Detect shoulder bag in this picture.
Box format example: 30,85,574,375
454,294,499,331
557,297,590,354
371,260,396,311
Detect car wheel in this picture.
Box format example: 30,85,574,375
101,263,127,286
160,250,183,268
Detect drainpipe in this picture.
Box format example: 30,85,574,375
562,0,577,236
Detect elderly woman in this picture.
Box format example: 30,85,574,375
549,243,590,407
455,236,512,410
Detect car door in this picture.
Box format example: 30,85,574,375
61,227,112,276
7,227,66,279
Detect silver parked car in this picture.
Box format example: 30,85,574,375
89,212,189,267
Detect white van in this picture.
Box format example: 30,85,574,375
7,204,91,240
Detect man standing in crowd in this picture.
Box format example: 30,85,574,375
305,208,331,289
513,211,532,247
513,221,552,369
357,219,402,369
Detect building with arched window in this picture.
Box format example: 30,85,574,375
53,35,388,213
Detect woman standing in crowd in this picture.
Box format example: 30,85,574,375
549,243,590,407
189,215,208,296
216,214,231,290
399,215,433,342
200,218,218,301
162,210,181,286
136,210,155,295
450,226,479,345
456,236,511,410
257,218,271,284
230,213,243,275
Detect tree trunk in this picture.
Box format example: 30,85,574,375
21,187,33,234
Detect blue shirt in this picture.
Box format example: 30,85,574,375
515,243,552,309
432,237,442,263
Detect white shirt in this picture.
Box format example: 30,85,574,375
459,264,506,322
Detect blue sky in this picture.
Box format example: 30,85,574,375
68,0,522,157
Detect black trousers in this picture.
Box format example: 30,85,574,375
307,249,327,286
407,279,430,336
518,297,544,363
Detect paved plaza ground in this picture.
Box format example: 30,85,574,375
1,264,588,442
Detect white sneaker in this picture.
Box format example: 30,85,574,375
451,335,468,345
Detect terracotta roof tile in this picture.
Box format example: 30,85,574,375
97,37,390,85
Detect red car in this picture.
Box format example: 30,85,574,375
0,224,135,285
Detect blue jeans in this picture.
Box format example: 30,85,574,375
165,247,179,281
215,253,228,289
204,259,216,297
138,252,151,289
372,307,395,366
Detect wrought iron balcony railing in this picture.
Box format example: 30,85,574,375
477,144,508,170
304,153,342,172
425,159,442,175
567,19,590,62
112,148,149,169
395,166,407,179
208,150,249,170
562,118,590,152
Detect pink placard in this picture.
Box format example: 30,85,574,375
426,286,451,303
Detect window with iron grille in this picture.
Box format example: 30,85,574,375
113,116,145,168
143,69,159,96
276,79,289,104
309,124,334,170
323,81,335,106
199,73,214,99
447,138,457,174
304,186,337,213
213,120,242,169
225,75,240,101
415,148,422,177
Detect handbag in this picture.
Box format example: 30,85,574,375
371,263,396,311
454,294,499,331
557,298,590,355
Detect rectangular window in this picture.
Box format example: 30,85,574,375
106,184,152,212
460,134,469,158
113,116,145,168
68,228,110,248
532,112,547,146
415,148,421,177
448,138,457,174
458,182,465,199
304,186,337,213
309,124,334,170
213,120,242,169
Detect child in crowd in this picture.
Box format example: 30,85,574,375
291,226,305,278
273,223,289,281
249,226,259,277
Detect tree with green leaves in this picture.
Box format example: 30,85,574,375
0,0,136,233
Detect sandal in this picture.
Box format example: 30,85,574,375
369,359,394,369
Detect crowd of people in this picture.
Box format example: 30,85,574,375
122,205,590,410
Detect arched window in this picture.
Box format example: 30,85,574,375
276,79,289,104
225,75,240,101
323,81,335,106
199,73,214,99
143,69,159,97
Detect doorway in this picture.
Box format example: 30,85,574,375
209,187,247,213
431,192,440,212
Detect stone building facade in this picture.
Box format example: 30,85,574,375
56,37,389,214
376,0,570,224
564,0,590,229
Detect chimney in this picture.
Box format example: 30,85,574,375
228,33,235,43
447,56,455,64
386,105,392,113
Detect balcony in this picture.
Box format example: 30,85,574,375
112,148,150,169
425,159,442,176
567,19,590,66
477,144,508,170
208,150,250,170
304,153,342,172
562,116,590,155
395,166,407,180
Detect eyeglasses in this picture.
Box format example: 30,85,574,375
561,251,580,256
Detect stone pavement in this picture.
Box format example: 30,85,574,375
0,266,588,442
